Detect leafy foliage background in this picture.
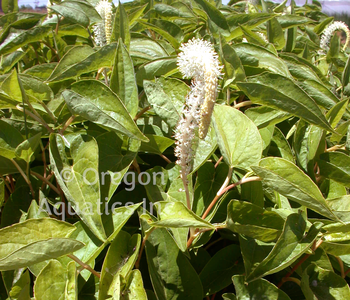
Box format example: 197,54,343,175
0,0,350,299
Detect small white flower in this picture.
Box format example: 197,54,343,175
320,21,350,52
93,0,113,46
175,38,221,182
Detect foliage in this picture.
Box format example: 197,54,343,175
0,0,350,299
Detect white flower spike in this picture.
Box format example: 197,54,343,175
177,38,222,139
320,21,350,52
175,38,222,183
93,0,113,46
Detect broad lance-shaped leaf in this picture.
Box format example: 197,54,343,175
0,119,24,159
96,131,137,203
111,1,130,48
47,45,95,82
47,43,118,82
140,214,203,300
212,104,263,170
0,26,52,55
233,275,291,300
98,231,141,300
226,200,285,242
0,218,84,271
15,133,41,163
49,134,107,241
301,264,350,299
140,201,215,229
34,260,77,300
232,43,290,78
318,152,350,188
199,245,243,296
246,213,322,282
34,260,66,300
122,270,148,299
64,84,148,142
110,39,138,118
237,72,334,132
143,79,181,129
252,157,337,220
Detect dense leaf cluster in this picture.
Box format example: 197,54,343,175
0,0,350,299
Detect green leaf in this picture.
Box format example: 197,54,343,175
95,131,137,202
1,0,18,14
233,43,290,77
0,50,26,74
233,275,291,300
138,20,181,49
0,120,24,159
139,134,174,154
252,157,337,220
140,215,203,300
47,45,95,82
34,260,67,300
64,86,148,142
0,218,83,271
193,0,230,35
297,80,338,110
122,270,148,300
136,57,177,86
212,104,263,170
23,63,57,81
323,222,350,242
193,163,228,217
141,201,215,229
57,24,90,38
277,15,313,28
8,269,31,300
294,120,325,173
222,294,237,300
192,125,217,173
318,152,350,188
0,26,52,56
130,38,168,62
48,43,118,82
342,55,350,88
280,53,329,85
301,264,350,299
103,204,142,242
99,231,141,300
65,261,77,300
237,72,334,132
227,13,277,39
220,39,246,85
326,99,349,128
267,17,285,50
49,134,107,241
314,16,333,34
143,79,180,129
15,133,41,163
226,200,285,242
110,39,138,118
111,2,130,48
245,106,290,128
199,245,243,296
321,241,350,256
153,4,193,18
246,213,322,281
269,127,294,162
49,2,90,27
